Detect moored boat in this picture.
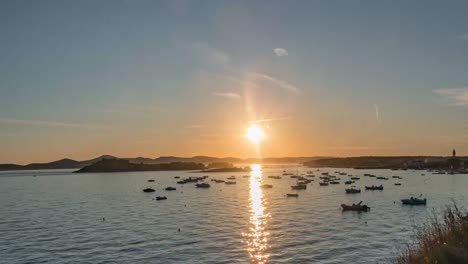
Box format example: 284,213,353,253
156,196,167,200
365,185,384,190
143,187,155,193
345,187,361,194
341,202,369,211
286,193,299,197
196,183,210,188
401,197,427,205
165,187,176,191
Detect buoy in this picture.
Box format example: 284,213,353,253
178,228,180,232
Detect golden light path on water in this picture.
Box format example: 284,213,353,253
243,164,271,264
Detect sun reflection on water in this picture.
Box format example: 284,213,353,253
243,164,270,263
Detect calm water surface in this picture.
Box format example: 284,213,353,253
0,165,467,263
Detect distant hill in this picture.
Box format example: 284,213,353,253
303,156,468,169
0,155,328,171
76,158,205,173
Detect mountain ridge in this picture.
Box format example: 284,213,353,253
0,155,329,171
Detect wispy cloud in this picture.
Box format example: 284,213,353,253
434,88,468,106
273,48,288,57
249,72,300,93
184,42,230,66
458,34,468,40
249,117,292,123
374,104,382,124
0,117,107,129
212,92,241,99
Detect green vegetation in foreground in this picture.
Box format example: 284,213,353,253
396,205,468,264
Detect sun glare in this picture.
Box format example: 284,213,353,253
246,124,265,144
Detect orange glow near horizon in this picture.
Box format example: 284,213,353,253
243,164,270,263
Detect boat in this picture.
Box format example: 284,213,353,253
394,183,402,186
165,187,176,191
196,183,210,188
260,184,273,189
376,176,389,180
143,188,155,193
268,175,281,179
286,193,299,197
401,197,427,205
350,177,360,180
329,181,340,185
344,180,354,185
291,185,306,190
147,179,155,182
391,176,399,178
341,202,370,212
177,180,187,184
225,181,236,185
156,196,167,200
227,176,236,180
319,182,329,186
243,175,250,178
345,187,361,194
365,185,384,190
214,179,225,183
174,176,180,179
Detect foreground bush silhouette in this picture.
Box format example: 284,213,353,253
397,205,468,264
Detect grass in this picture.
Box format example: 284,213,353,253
396,204,468,264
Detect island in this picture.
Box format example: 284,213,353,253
197,167,252,173
75,158,205,173
304,153,468,172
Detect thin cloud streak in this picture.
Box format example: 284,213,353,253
212,92,241,99
374,104,382,124
249,117,292,123
0,117,107,129
434,88,468,106
249,72,300,93
458,34,468,40
273,48,288,56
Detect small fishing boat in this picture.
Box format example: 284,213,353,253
174,176,180,179
147,179,155,182
177,180,187,184
165,187,176,191
341,202,370,212
365,185,384,190
225,181,236,185
227,176,236,180
394,183,402,186
156,196,167,200
401,197,427,205
143,188,155,193
344,180,354,185
329,181,340,185
260,184,273,189
350,177,360,180
214,179,225,183
268,175,281,179
286,193,299,197
345,187,361,194
196,183,210,188
319,182,329,186
291,185,307,190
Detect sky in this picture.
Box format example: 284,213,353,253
1,0,468,164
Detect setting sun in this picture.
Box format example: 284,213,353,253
246,124,265,144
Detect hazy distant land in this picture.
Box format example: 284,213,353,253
1,155,467,172
0,155,327,171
